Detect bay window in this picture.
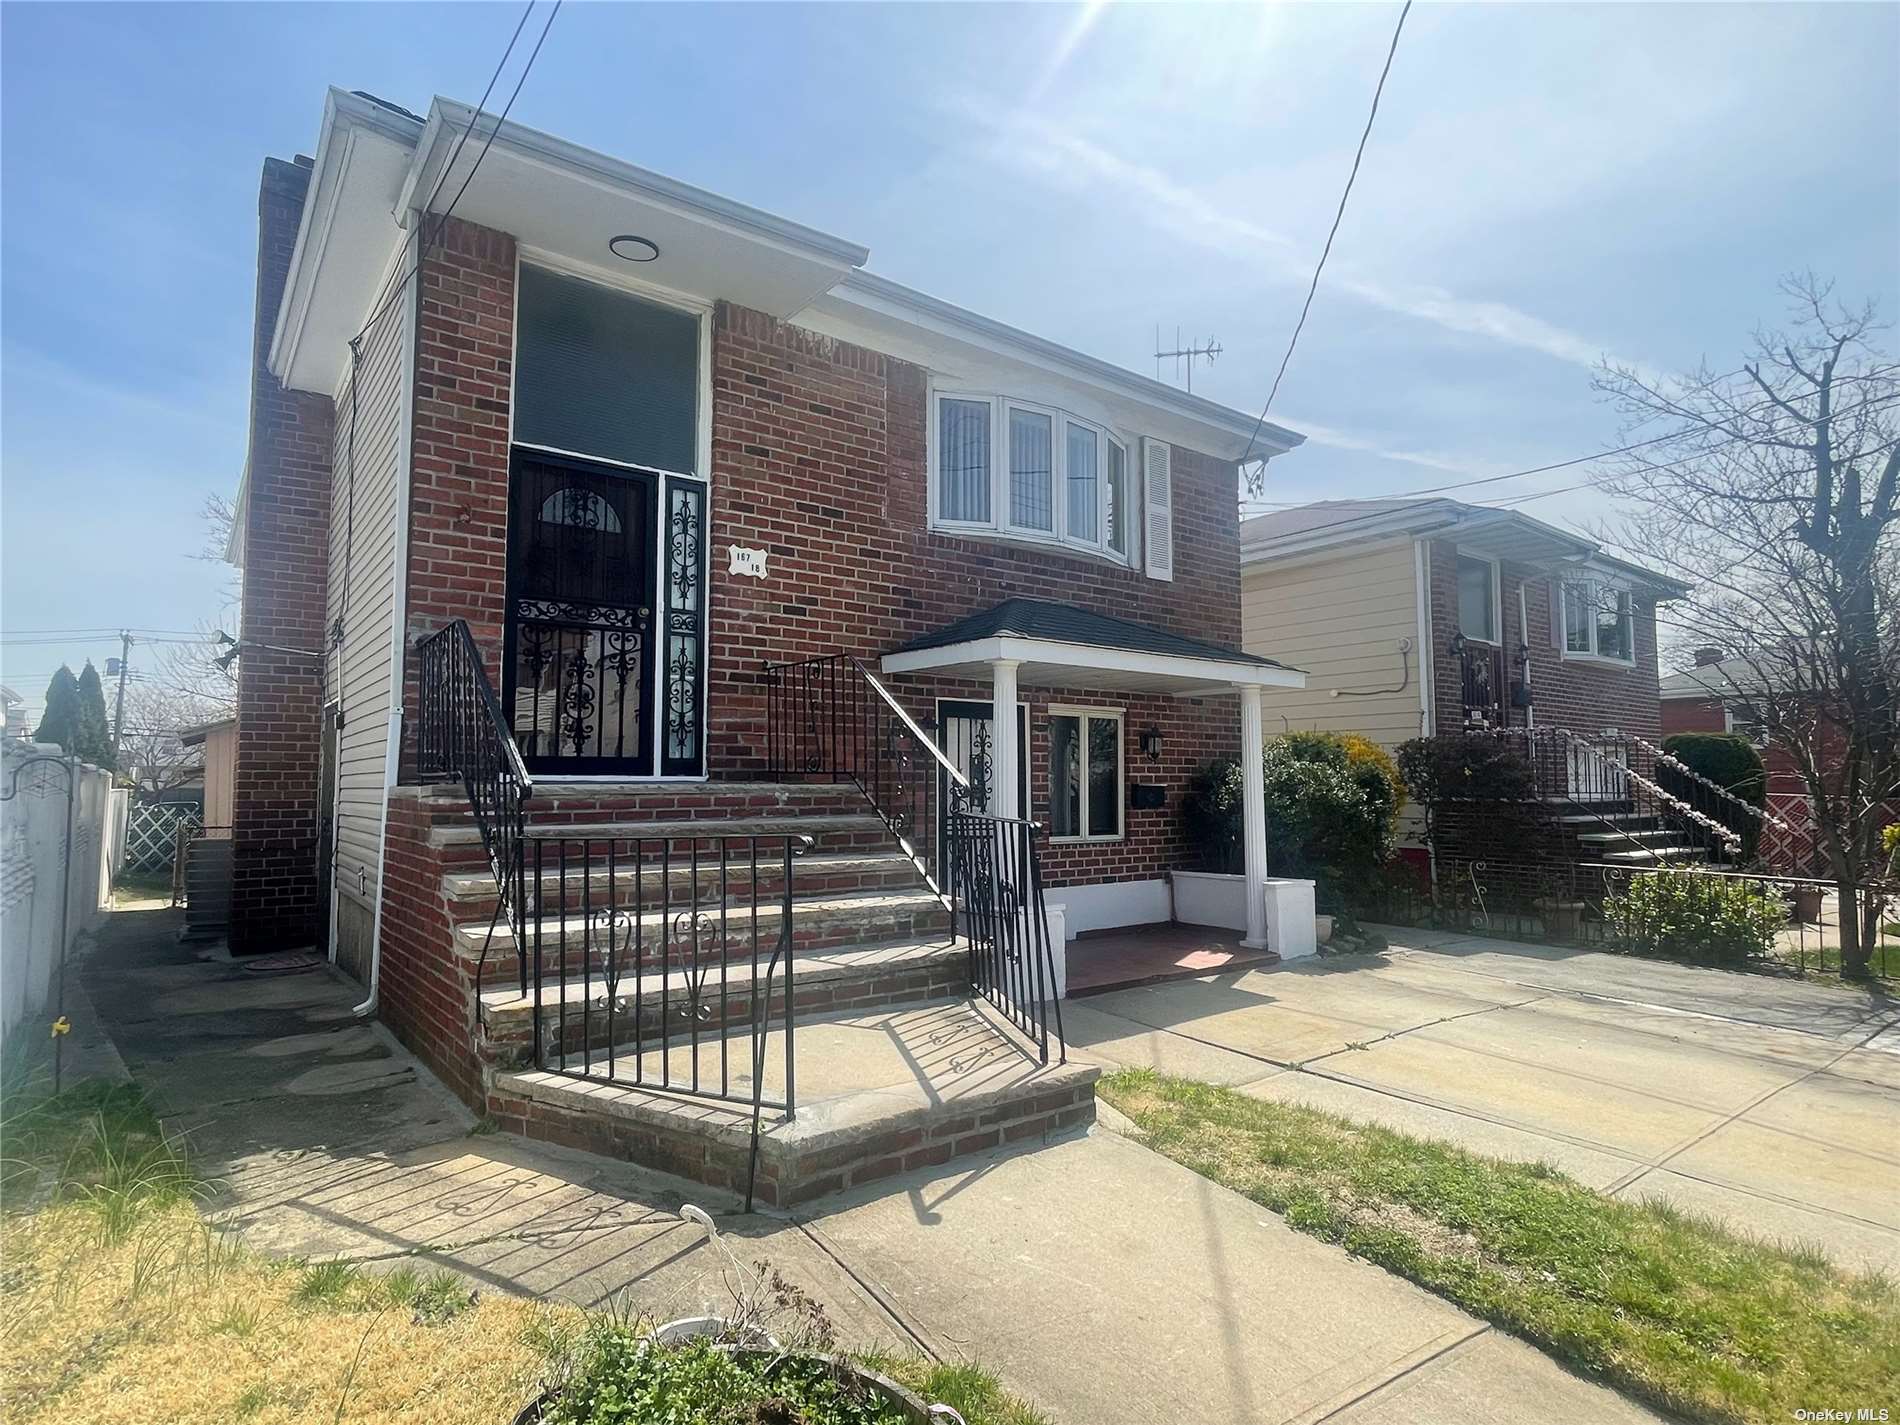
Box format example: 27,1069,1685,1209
932,390,1136,564
1049,707,1123,841
1559,581,1635,662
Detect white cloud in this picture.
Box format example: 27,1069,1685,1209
963,104,1625,373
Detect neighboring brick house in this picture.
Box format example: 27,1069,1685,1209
1237,497,1691,858
221,90,1315,1192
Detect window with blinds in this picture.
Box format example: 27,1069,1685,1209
930,390,1137,566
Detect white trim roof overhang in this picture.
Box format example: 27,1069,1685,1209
880,636,1307,697
1240,498,1691,598
263,91,1308,465
796,272,1303,464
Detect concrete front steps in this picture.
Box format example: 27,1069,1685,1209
487,996,1097,1207
431,775,1084,1205
1559,811,1710,866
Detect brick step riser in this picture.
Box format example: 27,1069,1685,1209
420,791,875,829
486,1071,1098,1207
460,911,956,988
435,824,901,870
450,863,927,920
479,961,971,1067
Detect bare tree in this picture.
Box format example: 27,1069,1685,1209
116,682,230,798
1593,275,1899,977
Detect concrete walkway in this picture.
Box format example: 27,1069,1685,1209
1065,926,1900,1273
79,906,1665,1424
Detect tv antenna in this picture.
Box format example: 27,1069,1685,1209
1154,325,1222,394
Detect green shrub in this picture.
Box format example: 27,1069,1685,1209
1395,732,1538,807
1659,733,1767,859
1182,732,1397,910
543,1328,914,1425
1603,870,1787,964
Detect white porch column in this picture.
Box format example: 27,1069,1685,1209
1237,682,1270,949
990,659,1021,820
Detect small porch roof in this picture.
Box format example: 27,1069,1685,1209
880,598,1306,696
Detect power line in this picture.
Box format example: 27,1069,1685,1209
350,0,561,351
1240,0,1413,465
1241,377,1900,512
347,1,538,351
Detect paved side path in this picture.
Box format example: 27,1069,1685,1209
1064,927,1900,1273
80,907,1660,1424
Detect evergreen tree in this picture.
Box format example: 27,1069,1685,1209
31,667,82,752
74,662,116,769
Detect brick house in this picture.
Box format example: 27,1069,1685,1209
1237,498,1698,866
222,91,1315,1200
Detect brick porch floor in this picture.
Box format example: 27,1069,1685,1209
1065,922,1277,996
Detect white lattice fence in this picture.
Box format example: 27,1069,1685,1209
124,803,201,874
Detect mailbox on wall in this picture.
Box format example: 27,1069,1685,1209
1128,782,1168,811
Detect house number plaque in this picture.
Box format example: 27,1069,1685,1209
729,546,768,579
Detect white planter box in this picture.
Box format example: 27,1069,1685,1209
1168,871,1318,960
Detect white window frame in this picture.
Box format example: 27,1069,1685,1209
1454,551,1501,645
927,386,1138,567
1557,579,1636,665
1046,704,1125,843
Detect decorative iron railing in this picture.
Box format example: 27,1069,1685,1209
1484,726,1741,861
1456,641,1509,727
1356,858,1896,981
1625,730,1789,842
945,793,1065,1066
762,653,969,898
416,620,535,991
526,831,808,1090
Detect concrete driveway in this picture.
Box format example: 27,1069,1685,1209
1065,927,1900,1273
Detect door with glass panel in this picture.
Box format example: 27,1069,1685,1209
504,452,658,775
936,700,1028,832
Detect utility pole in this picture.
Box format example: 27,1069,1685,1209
109,630,132,762
1153,325,1223,395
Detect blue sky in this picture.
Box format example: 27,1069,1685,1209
3,1,1896,718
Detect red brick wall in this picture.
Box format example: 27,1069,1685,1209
1661,695,1727,737
399,216,516,774
381,235,1250,892
1425,539,1663,742
704,304,1247,884
231,156,336,953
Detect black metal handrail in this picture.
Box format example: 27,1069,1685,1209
1495,726,1739,860
1624,731,1789,840
945,791,1064,1065
762,653,969,898
416,620,535,991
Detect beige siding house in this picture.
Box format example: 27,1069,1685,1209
1239,534,1427,748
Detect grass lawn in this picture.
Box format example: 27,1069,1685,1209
1100,1069,1900,1425
1,1079,1044,1424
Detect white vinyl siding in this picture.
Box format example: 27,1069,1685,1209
324,291,407,921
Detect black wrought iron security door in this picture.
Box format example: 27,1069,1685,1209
937,700,1027,843
504,451,658,774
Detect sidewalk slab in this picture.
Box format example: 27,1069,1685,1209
802,1130,1667,1425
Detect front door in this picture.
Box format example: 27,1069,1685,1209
504,450,659,775
937,699,1028,829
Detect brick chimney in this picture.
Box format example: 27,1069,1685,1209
229,156,335,954
1693,646,1724,667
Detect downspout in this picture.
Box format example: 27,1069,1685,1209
354,222,420,1019
1412,538,1434,736
1518,583,1533,728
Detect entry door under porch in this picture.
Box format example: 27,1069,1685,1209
503,449,707,777
936,699,1028,832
